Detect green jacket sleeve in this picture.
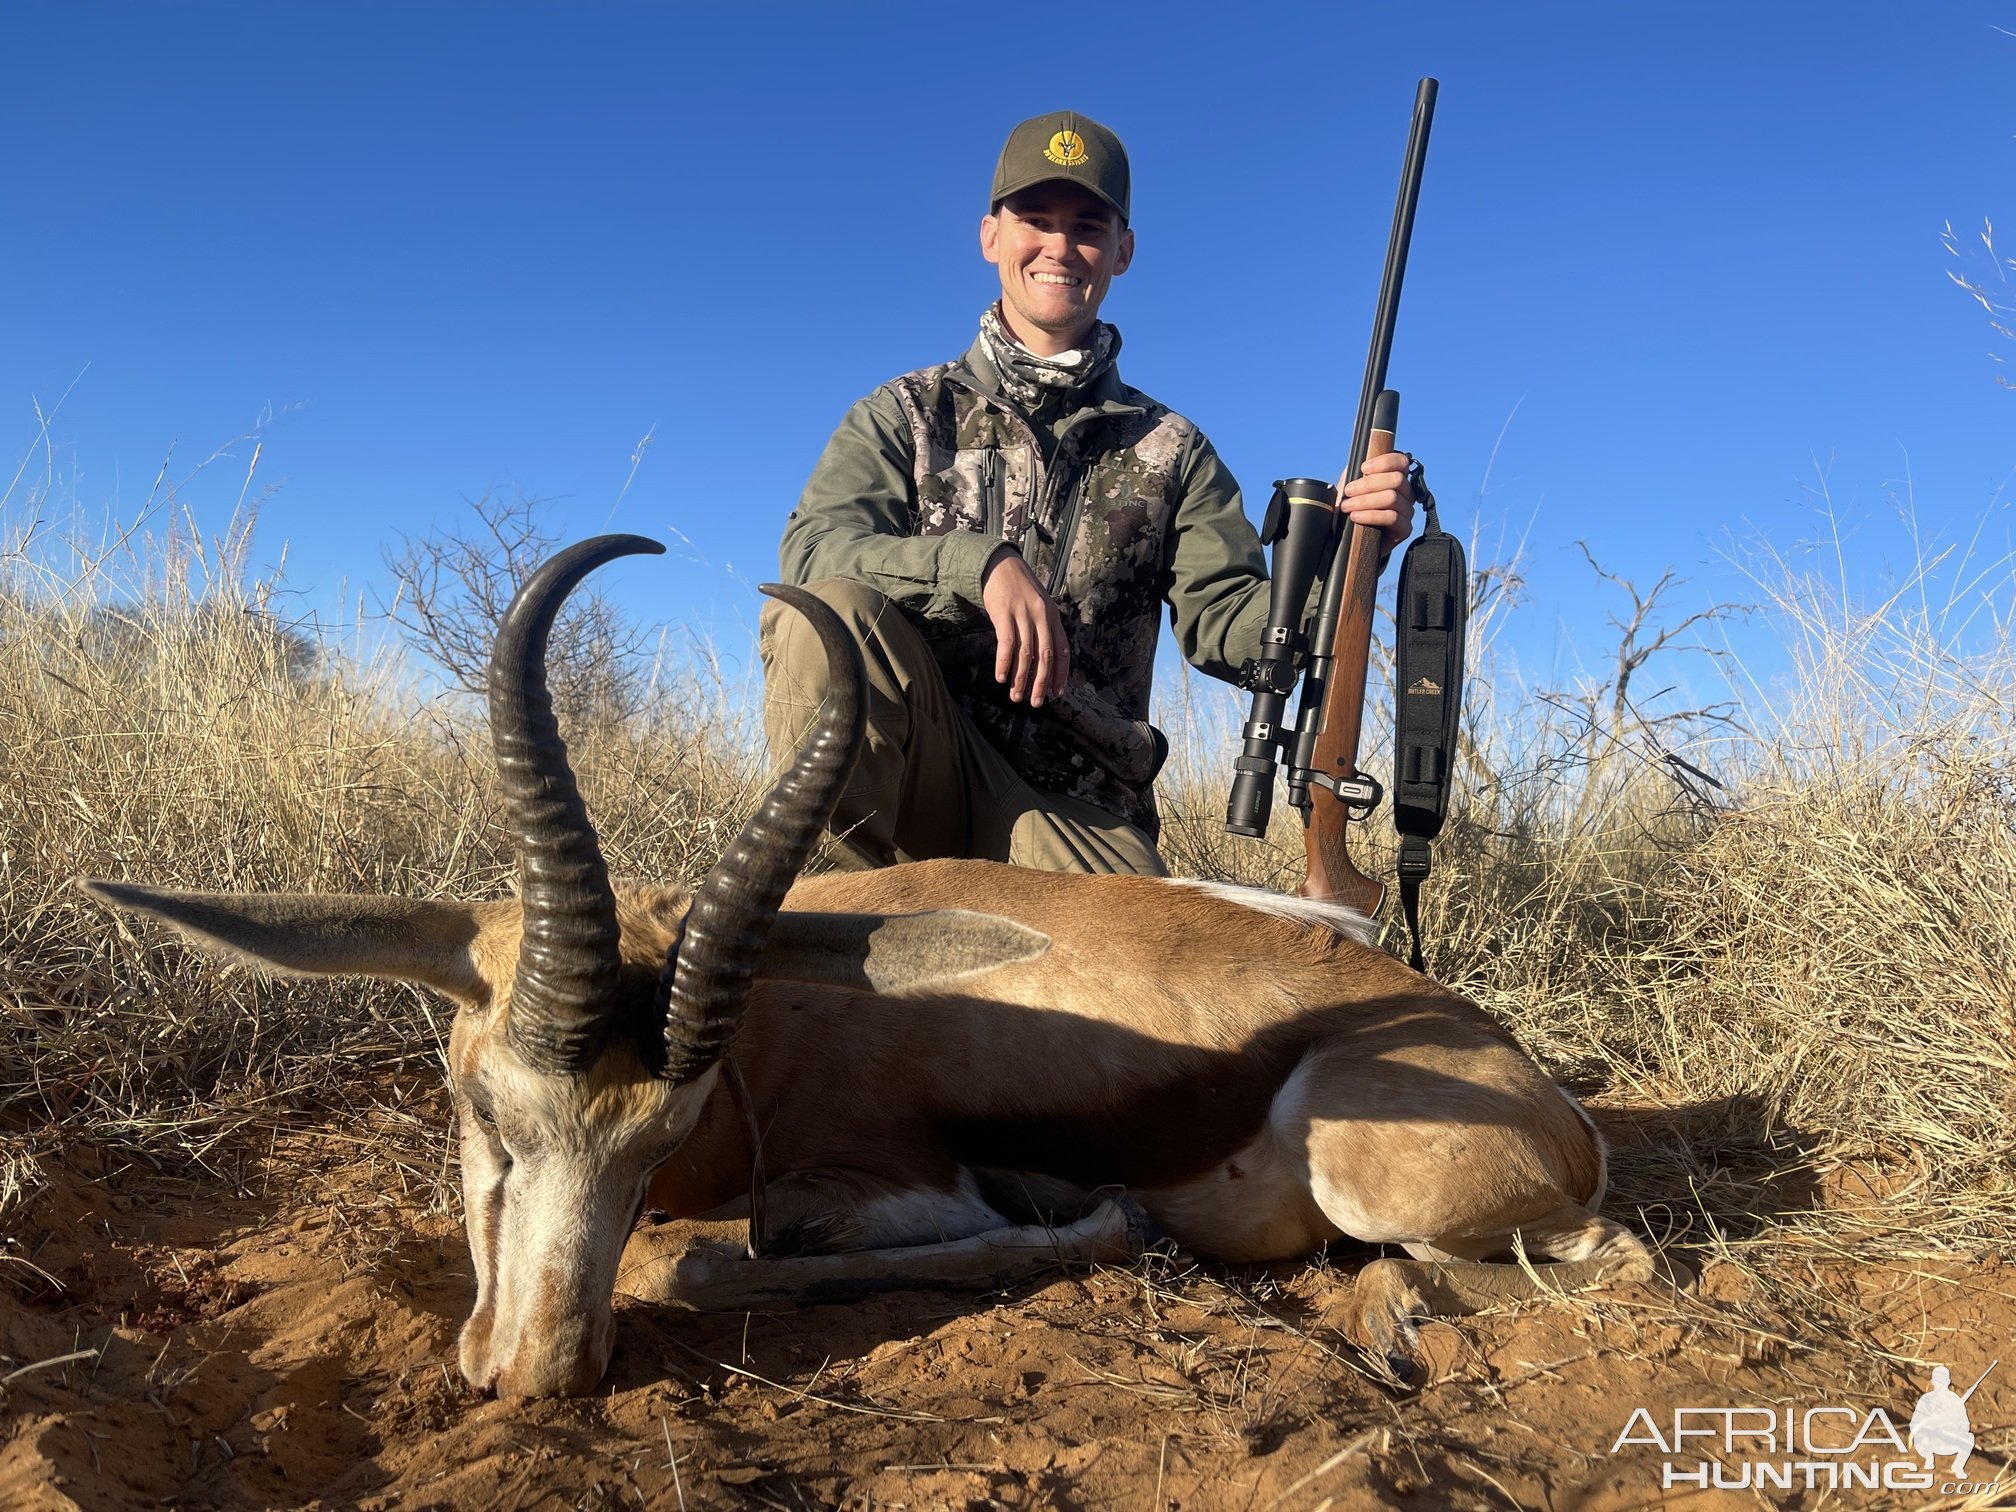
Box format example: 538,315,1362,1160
778,387,1004,627
1162,430,1285,684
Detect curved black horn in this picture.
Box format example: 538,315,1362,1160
659,583,865,1082
491,533,665,1075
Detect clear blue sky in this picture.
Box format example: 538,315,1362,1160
8,1,2012,700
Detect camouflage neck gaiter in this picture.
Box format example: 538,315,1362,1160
977,304,1117,413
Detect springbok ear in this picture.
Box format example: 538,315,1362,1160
761,909,1050,993
76,879,498,1005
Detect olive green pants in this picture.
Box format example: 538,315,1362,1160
758,579,1166,876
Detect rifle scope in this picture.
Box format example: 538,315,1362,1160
1225,478,1337,838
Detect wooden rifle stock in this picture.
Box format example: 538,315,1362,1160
1300,424,1394,914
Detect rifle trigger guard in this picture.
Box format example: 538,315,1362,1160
1307,770,1384,820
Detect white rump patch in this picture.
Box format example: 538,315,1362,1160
1164,879,1379,947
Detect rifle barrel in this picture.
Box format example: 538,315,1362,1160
1348,77,1437,498
1961,1360,1998,1402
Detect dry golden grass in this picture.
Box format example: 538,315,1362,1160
3,485,2011,1271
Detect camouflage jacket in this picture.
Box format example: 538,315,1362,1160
779,332,1279,838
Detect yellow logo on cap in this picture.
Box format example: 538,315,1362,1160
1044,130,1089,167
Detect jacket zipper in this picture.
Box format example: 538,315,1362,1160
1042,440,1091,598
982,449,1004,539
1007,412,1100,755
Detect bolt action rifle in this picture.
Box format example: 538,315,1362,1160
1225,79,1465,969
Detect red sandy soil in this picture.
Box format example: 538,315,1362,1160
2,1116,2009,1511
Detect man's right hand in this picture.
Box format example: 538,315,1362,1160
981,544,1070,707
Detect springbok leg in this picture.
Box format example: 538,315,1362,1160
618,1199,1148,1310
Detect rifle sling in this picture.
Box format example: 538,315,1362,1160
1390,462,1467,973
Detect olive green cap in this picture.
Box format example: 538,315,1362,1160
991,110,1130,224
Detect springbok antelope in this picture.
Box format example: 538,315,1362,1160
82,535,1655,1399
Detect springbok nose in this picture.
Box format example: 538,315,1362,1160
492,1348,607,1399
485,1310,613,1398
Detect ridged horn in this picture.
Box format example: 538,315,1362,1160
491,534,666,1075
659,583,865,1082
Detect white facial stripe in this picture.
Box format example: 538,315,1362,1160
459,1113,507,1289
483,1154,634,1383
455,1042,720,1395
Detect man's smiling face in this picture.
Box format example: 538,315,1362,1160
981,182,1134,357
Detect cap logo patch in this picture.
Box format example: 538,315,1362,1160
1044,130,1089,167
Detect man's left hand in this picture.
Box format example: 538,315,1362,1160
1339,450,1417,553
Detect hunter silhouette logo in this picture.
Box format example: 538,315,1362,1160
1911,1362,1992,1475
1609,1360,2003,1494
1045,130,1088,167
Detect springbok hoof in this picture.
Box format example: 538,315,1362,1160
1348,1257,1432,1389
1110,1193,1158,1256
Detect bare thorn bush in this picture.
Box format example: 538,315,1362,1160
382,491,658,727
